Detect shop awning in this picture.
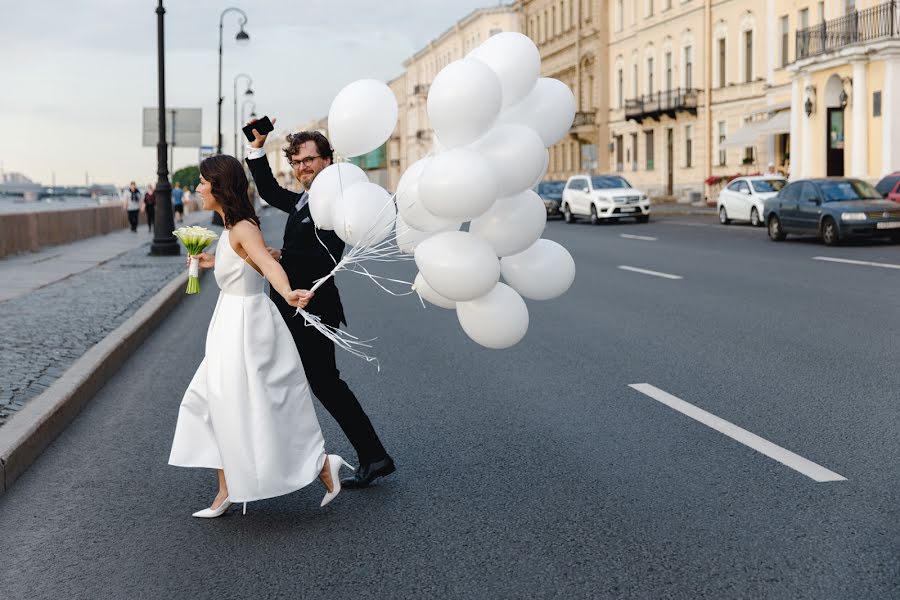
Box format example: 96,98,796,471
721,110,791,148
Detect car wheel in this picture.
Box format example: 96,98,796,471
636,214,649,223
767,215,786,241
719,206,730,225
590,205,600,225
821,217,840,246
750,207,761,227
563,204,574,223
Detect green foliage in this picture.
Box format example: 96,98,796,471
172,165,200,190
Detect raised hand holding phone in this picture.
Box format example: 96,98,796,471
243,116,277,149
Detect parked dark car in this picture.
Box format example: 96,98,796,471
874,172,900,202
763,178,900,245
535,180,565,217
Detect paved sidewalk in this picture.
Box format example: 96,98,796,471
0,211,215,427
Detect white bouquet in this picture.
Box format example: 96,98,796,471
173,226,219,294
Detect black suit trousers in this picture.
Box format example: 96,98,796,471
275,298,388,465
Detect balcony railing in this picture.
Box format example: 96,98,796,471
572,111,596,128
624,88,699,123
795,1,900,61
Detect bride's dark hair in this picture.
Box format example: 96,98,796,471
199,155,260,228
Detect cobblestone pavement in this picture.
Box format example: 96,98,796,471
0,231,221,427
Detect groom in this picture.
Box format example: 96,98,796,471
244,118,395,488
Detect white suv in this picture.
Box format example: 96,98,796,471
561,175,651,224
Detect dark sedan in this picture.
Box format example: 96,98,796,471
763,178,900,245
535,180,565,218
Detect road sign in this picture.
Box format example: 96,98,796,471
198,145,215,162
143,108,202,147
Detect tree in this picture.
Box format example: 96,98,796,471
172,165,200,190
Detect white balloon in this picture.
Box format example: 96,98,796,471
456,283,529,349
395,213,458,254
499,78,577,147
308,163,369,230
471,124,546,197
419,148,498,220
469,32,540,108
412,272,456,309
470,190,547,257
501,239,576,301
330,182,396,247
328,79,398,157
531,150,550,189
427,59,502,148
414,231,500,302
396,157,460,232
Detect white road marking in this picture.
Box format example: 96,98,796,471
618,265,683,279
812,256,900,270
620,234,657,241
629,383,847,483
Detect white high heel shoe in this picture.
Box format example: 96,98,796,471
320,454,355,507
192,497,233,518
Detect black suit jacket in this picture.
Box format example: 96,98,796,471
246,154,346,326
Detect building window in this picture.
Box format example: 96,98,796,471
874,91,882,117
718,38,726,87
743,146,755,165
718,121,726,166
615,135,624,171
551,6,557,36
684,46,693,89
617,68,624,108
820,1,826,21
648,57,654,95
744,30,753,83
615,0,623,32
544,9,549,41
685,125,692,168
799,8,809,30
633,63,639,97
647,0,654,18
645,130,655,170
665,52,672,92
664,0,672,10
631,133,639,170
780,16,789,67
562,0,569,30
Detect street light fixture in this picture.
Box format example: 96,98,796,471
240,99,256,162
233,73,253,156
150,0,179,256
217,7,250,155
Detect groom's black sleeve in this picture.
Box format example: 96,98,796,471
246,154,300,215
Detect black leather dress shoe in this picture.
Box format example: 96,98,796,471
340,456,396,488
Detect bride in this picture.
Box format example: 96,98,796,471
168,155,352,518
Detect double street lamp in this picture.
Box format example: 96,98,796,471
233,73,254,157
216,7,250,155
150,0,178,256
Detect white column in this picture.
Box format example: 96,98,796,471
882,53,900,175
790,76,802,179
851,59,868,178
800,75,821,177
766,0,777,85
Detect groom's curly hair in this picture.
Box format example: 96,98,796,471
199,155,260,228
283,131,333,162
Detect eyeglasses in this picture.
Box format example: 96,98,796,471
289,155,321,169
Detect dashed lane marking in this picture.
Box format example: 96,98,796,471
812,256,900,270
617,265,683,279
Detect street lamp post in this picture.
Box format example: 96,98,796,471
233,73,253,157
240,99,256,162
216,7,250,155
150,0,179,256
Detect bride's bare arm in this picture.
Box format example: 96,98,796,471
231,221,312,308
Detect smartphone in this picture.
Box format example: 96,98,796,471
242,116,274,142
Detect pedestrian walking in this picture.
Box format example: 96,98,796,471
143,183,156,233
172,181,184,223
121,181,141,232
169,154,352,518
244,118,395,488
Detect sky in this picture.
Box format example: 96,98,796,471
0,0,505,187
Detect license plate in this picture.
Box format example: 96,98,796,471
620,207,636,213
876,221,900,229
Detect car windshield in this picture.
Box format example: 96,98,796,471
875,176,900,197
751,179,786,193
591,176,631,189
538,181,565,195
819,180,883,202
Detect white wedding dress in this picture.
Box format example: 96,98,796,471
169,229,326,503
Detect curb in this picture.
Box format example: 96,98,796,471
0,269,195,497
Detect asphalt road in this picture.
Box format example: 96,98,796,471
1,209,898,599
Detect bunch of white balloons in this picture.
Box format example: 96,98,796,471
309,32,578,351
